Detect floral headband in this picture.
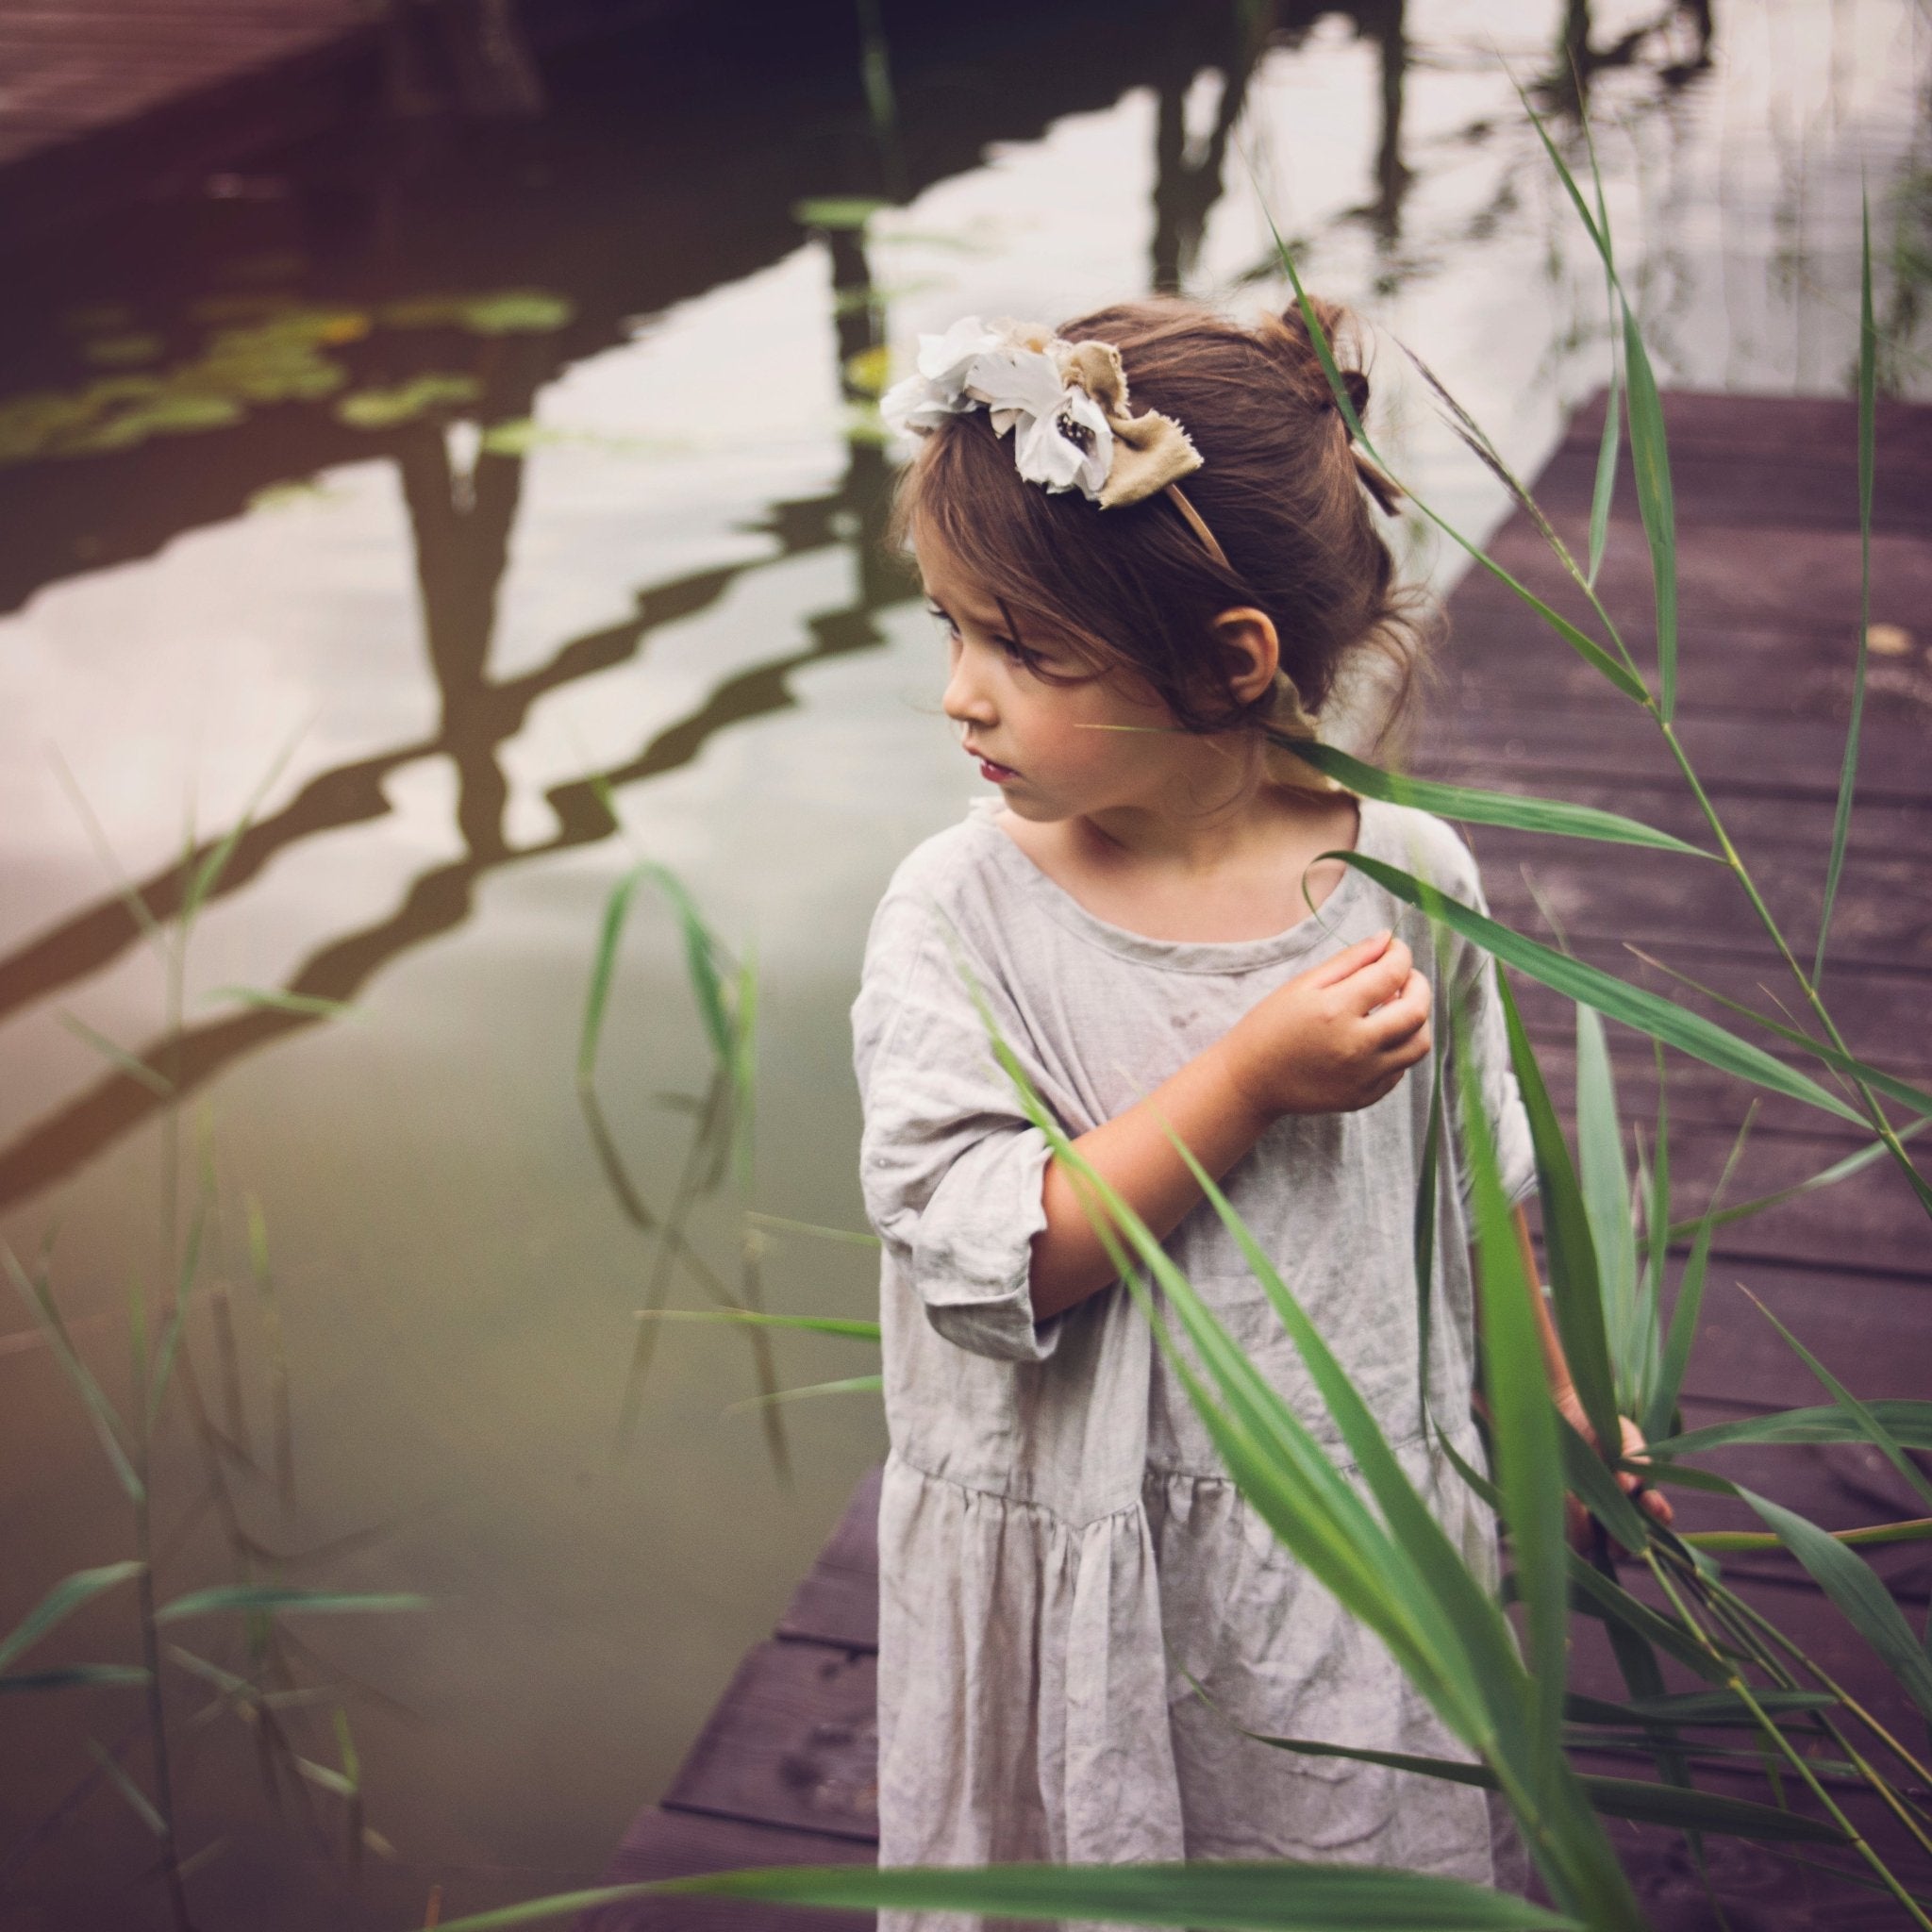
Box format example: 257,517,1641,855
878,317,1232,570
881,314,1341,791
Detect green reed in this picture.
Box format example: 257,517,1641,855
2,749,426,1926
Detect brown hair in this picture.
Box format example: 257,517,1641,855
890,295,1428,748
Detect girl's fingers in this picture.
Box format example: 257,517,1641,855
1341,938,1414,1014
1366,971,1432,1045
1307,928,1393,988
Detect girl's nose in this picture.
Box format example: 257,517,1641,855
941,651,995,727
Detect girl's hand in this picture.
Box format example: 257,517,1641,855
1217,929,1433,1122
1557,1396,1675,1555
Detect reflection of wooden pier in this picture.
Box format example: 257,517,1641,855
586,389,1932,1929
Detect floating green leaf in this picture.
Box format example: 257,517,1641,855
335,375,481,429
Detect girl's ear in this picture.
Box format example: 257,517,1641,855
1211,607,1281,707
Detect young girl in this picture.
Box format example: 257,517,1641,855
853,297,1665,1922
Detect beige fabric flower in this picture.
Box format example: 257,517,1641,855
880,318,1203,509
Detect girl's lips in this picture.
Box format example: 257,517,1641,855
974,756,1017,783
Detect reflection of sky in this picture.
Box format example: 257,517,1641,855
0,0,1927,1910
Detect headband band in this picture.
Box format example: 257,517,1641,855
880,316,1233,572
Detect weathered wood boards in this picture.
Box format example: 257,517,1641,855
588,392,1931,1927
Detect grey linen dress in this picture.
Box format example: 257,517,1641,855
851,796,1536,1929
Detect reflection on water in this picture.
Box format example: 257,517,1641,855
1,0,1927,1924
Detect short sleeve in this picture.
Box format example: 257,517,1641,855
852,890,1068,1363
1442,859,1539,1215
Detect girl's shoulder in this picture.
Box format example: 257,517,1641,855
1359,798,1488,904
860,802,1016,975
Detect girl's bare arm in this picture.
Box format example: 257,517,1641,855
1027,929,1433,1320
1485,1204,1674,1540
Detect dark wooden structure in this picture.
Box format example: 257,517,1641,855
0,0,372,242
585,389,1932,1929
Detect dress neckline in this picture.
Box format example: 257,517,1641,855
961,793,1385,975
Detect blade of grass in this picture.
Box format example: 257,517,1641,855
1736,1486,1932,1724
634,1308,881,1341
202,987,359,1019
1240,1734,1843,1843
1739,1288,1932,1514
1666,1119,1925,1241
1645,1219,1713,1448
1620,305,1678,719
0,1664,151,1693
578,861,734,1090
1567,1688,1835,1727
1565,1557,1730,1681
1272,739,1710,857
1179,1124,1545,1774
1412,1040,1444,1440
1149,958,1627,1905
724,1374,883,1414
1683,1518,1932,1554
177,722,306,932
57,1013,173,1097
1637,1046,1671,1410
1574,1004,1639,1404
1457,1026,1571,1797
1264,205,1648,706
0,1562,145,1674
147,1196,205,1428
4,1243,142,1504
743,1211,880,1249
156,1588,429,1624
1578,68,1621,592
427,1860,1581,1932
44,745,173,969
1816,187,1877,987
1496,974,1619,1459
1648,1401,1932,1457
1327,852,1872,1125
1511,78,1677,716
87,1739,165,1836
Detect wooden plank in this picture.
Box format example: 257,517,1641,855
580,1807,874,1932
1556,388,1932,471
1674,1256,1932,1409
1425,608,1932,737
1422,706,1930,810
1533,441,1932,537
662,1641,880,1844
1481,516,1932,641
775,1465,880,1651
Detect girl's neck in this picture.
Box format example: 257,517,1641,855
995,781,1363,945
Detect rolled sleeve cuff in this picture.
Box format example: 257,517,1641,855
911,1125,1062,1362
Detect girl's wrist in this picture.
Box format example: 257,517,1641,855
1201,1034,1279,1146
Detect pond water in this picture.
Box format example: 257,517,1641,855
2,0,1926,1924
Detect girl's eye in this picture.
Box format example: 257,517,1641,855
924,602,959,640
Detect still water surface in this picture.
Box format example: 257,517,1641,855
2,0,1927,1924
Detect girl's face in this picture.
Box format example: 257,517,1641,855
920,529,1191,827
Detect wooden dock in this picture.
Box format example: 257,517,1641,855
583,387,1931,1929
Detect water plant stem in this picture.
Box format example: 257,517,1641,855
1643,1550,1932,1927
